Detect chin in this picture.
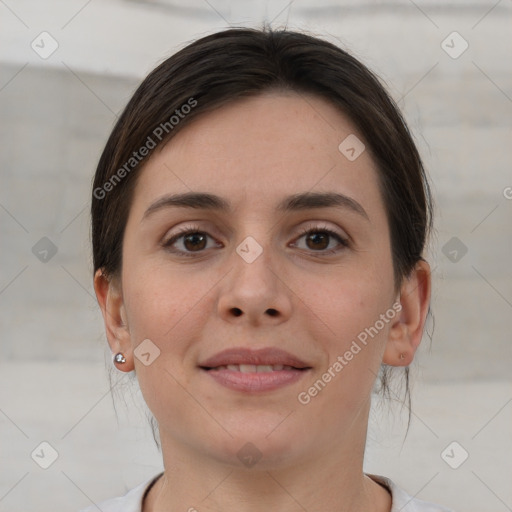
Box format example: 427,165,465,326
205,414,308,469
210,436,303,471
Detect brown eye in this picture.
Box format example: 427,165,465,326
305,232,330,250
293,226,349,255
181,232,207,251
162,226,219,257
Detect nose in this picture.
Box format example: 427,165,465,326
216,241,293,327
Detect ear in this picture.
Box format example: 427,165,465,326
383,259,431,367
93,268,134,372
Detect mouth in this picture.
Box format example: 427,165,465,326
203,364,306,372
199,346,310,369
198,347,312,392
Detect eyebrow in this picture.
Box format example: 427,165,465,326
142,191,370,222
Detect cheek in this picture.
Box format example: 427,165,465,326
121,270,204,419
293,259,395,416
295,257,394,347
123,269,201,342
296,276,395,419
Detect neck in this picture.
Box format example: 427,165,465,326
144,418,391,512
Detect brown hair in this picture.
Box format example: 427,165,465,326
92,26,434,427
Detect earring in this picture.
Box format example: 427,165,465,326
114,353,126,364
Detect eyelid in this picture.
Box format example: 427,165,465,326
161,223,210,247
161,221,350,257
293,223,350,252
297,221,349,241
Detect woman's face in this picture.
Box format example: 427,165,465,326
115,92,401,467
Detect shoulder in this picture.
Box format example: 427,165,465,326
368,474,456,512
81,472,455,512
78,473,162,512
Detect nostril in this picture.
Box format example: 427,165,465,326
231,308,243,317
266,309,278,317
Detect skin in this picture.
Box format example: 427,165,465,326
94,91,431,512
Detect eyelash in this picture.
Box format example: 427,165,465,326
162,224,350,258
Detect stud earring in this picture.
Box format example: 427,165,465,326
114,353,126,364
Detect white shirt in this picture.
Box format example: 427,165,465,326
79,473,455,512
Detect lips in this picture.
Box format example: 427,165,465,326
199,347,311,392
199,347,311,370
210,364,297,372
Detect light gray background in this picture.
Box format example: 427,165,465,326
1,1,511,511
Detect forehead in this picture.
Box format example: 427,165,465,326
131,91,383,217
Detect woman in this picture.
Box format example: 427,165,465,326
85,26,453,512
